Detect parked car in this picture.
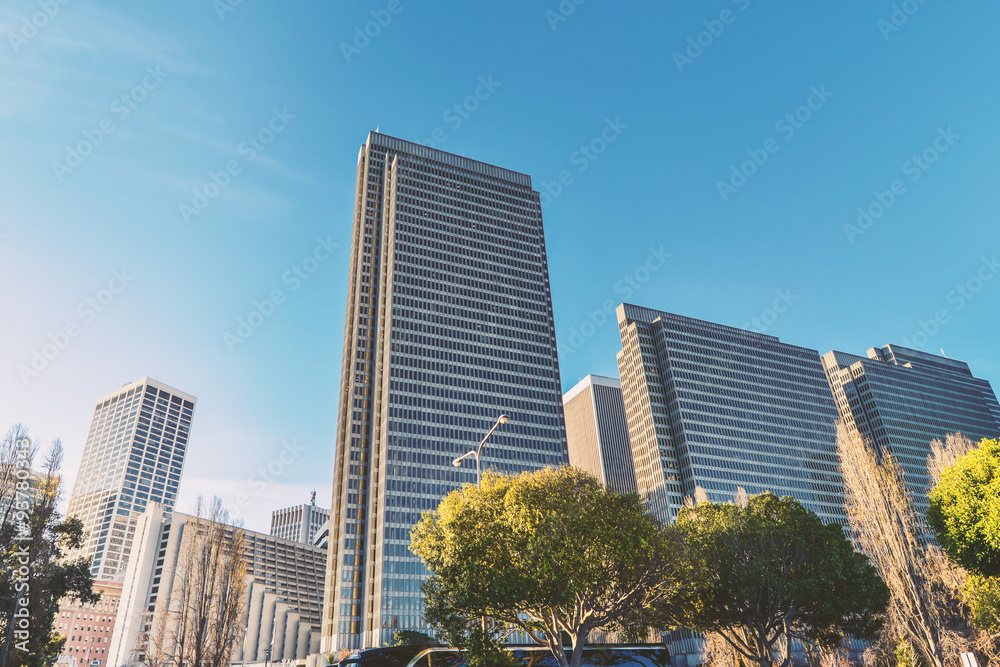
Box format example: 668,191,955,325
336,644,672,667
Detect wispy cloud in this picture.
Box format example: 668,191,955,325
0,2,208,118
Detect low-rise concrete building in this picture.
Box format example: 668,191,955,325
55,581,123,667
107,504,326,667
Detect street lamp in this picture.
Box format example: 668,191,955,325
452,414,510,487
453,413,510,636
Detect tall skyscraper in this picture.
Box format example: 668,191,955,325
615,304,845,526
562,375,636,494
323,132,568,650
271,500,330,545
822,344,1000,505
64,378,196,580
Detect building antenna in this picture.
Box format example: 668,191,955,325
941,348,948,358
310,490,316,506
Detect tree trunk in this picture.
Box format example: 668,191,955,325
567,628,588,667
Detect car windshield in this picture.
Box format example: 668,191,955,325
357,646,427,666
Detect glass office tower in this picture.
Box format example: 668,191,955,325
563,375,637,494
615,304,845,526
822,344,1000,507
323,132,568,650
64,377,196,580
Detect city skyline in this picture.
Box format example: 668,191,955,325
2,3,1000,537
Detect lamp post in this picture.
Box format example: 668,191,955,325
452,413,510,637
452,414,510,487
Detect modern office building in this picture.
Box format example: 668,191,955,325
64,378,196,581
55,581,122,667
323,131,569,650
271,498,330,545
108,504,327,667
822,344,1000,506
615,304,845,526
311,520,330,549
562,375,636,494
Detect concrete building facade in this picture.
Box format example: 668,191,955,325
271,501,330,545
562,375,636,494
55,581,123,667
108,504,326,667
324,132,569,650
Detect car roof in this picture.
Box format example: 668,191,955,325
404,644,669,665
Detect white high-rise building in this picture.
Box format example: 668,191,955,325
64,378,196,580
271,500,330,545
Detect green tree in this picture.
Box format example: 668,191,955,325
927,437,1000,651
895,639,921,667
0,425,99,667
422,577,520,667
410,467,688,667
389,630,438,647
927,438,1000,578
963,575,1000,633
671,492,889,667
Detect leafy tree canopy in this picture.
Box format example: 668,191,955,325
927,438,1000,577
671,492,889,667
389,630,438,647
411,467,688,667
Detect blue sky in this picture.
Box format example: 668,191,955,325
2,1,998,533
